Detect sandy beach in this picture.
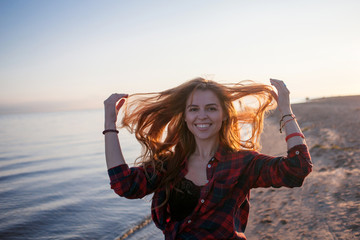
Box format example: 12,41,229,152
246,95,360,239
118,95,360,240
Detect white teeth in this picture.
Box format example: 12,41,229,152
196,124,210,128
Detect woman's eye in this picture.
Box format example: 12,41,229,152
189,107,198,112
208,107,217,111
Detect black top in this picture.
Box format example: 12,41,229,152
169,178,201,221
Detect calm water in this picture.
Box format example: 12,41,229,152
0,110,162,240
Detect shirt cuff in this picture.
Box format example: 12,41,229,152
287,143,307,153
287,144,311,161
108,164,130,182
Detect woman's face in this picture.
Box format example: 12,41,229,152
185,89,225,142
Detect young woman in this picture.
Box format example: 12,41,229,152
103,78,312,240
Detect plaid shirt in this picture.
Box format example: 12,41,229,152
108,144,312,240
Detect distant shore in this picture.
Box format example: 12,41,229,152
1,94,358,115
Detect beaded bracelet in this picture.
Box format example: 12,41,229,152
285,132,305,142
279,114,296,133
102,129,119,135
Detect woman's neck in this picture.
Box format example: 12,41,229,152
193,138,219,159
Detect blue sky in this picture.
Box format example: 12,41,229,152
1,0,359,113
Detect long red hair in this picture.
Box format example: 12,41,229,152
119,77,276,206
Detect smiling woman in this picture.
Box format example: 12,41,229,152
103,77,312,239
185,90,225,142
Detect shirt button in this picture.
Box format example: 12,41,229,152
187,219,192,224
295,151,300,155
207,164,211,168
200,199,205,203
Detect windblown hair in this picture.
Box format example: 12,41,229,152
120,77,276,207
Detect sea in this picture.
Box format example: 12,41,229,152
0,109,163,240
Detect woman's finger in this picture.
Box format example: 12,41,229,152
270,78,290,94
104,94,128,124
270,78,291,114
270,78,284,88
104,93,128,106
116,98,126,110
270,89,279,102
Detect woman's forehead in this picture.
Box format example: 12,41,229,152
186,89,221,105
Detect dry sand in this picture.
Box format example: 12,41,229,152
247,95,360,240
120,95,360,240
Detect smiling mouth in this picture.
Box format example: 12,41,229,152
195,123,212,129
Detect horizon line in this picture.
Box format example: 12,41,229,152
1,94,359,116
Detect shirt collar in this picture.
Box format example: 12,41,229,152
213,144,228,162
179,144,229,176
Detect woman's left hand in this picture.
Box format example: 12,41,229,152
104,93,128,129
270,78,292,115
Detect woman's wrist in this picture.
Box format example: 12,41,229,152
104,122,117,130
280,107,293,116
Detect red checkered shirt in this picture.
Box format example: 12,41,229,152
108,144,312,239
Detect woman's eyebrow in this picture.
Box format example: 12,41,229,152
186,104,198,109
206,103,218,107
187,103,218,108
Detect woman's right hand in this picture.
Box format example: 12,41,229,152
104,93,128,128
270,78,292,115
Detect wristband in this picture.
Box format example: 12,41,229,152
279,114,296,133
281,118,295,129
102,129,119,135
285,132,305,142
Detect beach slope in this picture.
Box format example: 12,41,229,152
247,95,360,239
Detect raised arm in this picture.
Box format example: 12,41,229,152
270,79,306,149
103,93,128,169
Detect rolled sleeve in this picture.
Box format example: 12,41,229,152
108,164,159,199
250,144,313,188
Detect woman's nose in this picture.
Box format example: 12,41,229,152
197,109,208,119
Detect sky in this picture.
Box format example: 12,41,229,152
0,0,359,113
